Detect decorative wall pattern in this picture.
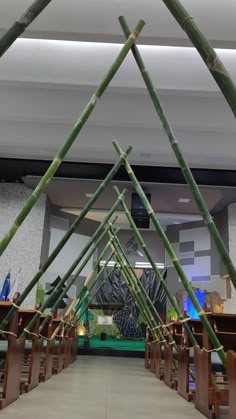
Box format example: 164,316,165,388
0,184,47,308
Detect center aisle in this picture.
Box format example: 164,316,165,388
1,356,205,419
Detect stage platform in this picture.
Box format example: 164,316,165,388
78,336,145,358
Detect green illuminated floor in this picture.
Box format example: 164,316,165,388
78,335,145,351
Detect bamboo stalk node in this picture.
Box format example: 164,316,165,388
129,31,138,41
181,15,194,29
203,345,224,353
24,328,39,338
207,56,230,77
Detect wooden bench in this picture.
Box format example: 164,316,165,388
0,303,25,409
194,313,236,418
18,309,42,394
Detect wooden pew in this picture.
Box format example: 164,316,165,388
51,318,65,374
163,324,178,390
39,315,54,382
194,313,236,419
0,303,25,409
177,319,203,402
145,327,151,369
227,350,236,419
18,309,42,394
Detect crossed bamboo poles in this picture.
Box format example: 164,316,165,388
0,19,145,256
0,140,229,370
0,2,235,257
0,1,234,370
1,0,235,115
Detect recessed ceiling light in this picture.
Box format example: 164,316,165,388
85,193,93,198
178,198,190,203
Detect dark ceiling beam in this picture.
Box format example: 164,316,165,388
0,157,236,187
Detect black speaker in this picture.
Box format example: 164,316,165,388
131,193,151,229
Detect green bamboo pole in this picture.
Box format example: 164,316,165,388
0,20,144,257
110,230,177,348
112,237,182,375
119,17,236,291
0,159,130,332
0,0,52,58
113,185,198,348
19,218,121,339
136,5,235,117
113,140,227,368
58,251,115,334
109,241,163,344
71,244,114,316
69,264,117,330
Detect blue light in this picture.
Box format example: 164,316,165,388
187,289,206,319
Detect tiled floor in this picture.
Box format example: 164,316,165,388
1,356,206,418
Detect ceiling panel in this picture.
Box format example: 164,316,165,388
1,1,236,45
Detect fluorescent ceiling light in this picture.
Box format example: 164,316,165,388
178,198,190,203
16,38,236,54
85,193,93,198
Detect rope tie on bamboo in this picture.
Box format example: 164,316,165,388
198,310,211,316
0,330,17,338
24,328,39,338
202,345,224,353
35,309,43,316
12,302,20,309
129,32,138,41
183,344,195,351
120,152,127,160
168,340,175,346
119,194,125,201
152,325,162,331
163,321,175,328
152,338,159,343
180,317,191,324
38,333,51,341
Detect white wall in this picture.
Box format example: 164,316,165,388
0,184,47,308
40,215,93,298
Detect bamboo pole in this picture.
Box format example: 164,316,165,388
110,230,178,349
19,218,120,339
113,185,198,348
69,264,117,330
0,0,52,58
119,16,236,291
0,20,144,257
113,140,227,368
160,3,236,116
0,165,130,332
71,243,114,316
52,251,115,339
109,240,163,344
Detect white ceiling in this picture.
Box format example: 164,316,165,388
0,1,235,169
1,1,236,46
